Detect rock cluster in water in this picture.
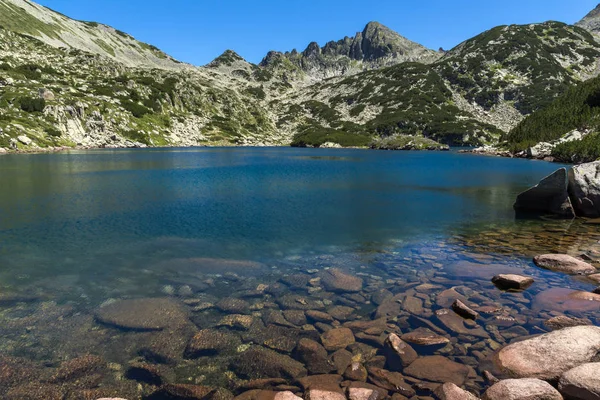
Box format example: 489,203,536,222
514,161,600,218
0,222,598,400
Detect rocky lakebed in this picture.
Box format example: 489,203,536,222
0,159,600,400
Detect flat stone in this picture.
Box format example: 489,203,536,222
492,274,534,291
533,288,600,313
344,318,387,336
232,347,307,380
544,315,592,331
274,392,303,400
451,300,478,320
483,379,562,400
306,310,335,323
383,333,418,370
95,298,188,331
533,254,596,275
435,309,488,338
319,269,363,293
434,383,479,400
321,328,355,351
514,167,575,218
492,326,600,380
559,362,600,400
217,314,254,330
401,328,450,346
216,298,250,314
185,329,241,357
404,356,470,386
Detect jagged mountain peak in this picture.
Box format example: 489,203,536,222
0,0,186,69
576,3,600,33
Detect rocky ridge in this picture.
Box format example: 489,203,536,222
2,1,600,151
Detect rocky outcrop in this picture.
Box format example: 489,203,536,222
492,326,600,380
568,161,600,218
514,168,575,218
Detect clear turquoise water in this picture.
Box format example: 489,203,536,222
0,147,562,301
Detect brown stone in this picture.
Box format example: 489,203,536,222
186,329,241,357
544,315,592,331
344,362,368,382
367,367,415,397
533,288,600,312
404,356,470,386
401,328,450,346
383,333,418,370
307,310,335,323
435,309,488,338
491,274,534,291
296,338,334,374
451,300,478,320
216,298,250,314
232,347,307,380
321,328,356,351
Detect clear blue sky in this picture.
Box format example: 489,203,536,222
38,0,599,66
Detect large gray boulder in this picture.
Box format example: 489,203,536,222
514,168,575,218
568,161,600,218
493,326,600,380
483,379,563,400
558,363,600,400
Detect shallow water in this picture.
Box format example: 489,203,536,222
0,147,598,398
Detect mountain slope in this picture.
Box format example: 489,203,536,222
0,0,185,69
0,26,281,150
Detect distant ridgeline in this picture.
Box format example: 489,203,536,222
1,0,600,157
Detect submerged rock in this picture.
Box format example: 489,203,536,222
492,326,600,380
319,268,363,293
533,254,596,275
383,333,418,370
568,161,600,218
185,329,241,357
320,327,355,351
296,338,333,374
544,315,592,331
451,299,479,320
483,379,562,400
232,347,307,380
514,168,575,218
492,274,534,291
95,298,188,331
403,356,470,386
558,362,600,400
533,288,600,312
401,328,450,346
